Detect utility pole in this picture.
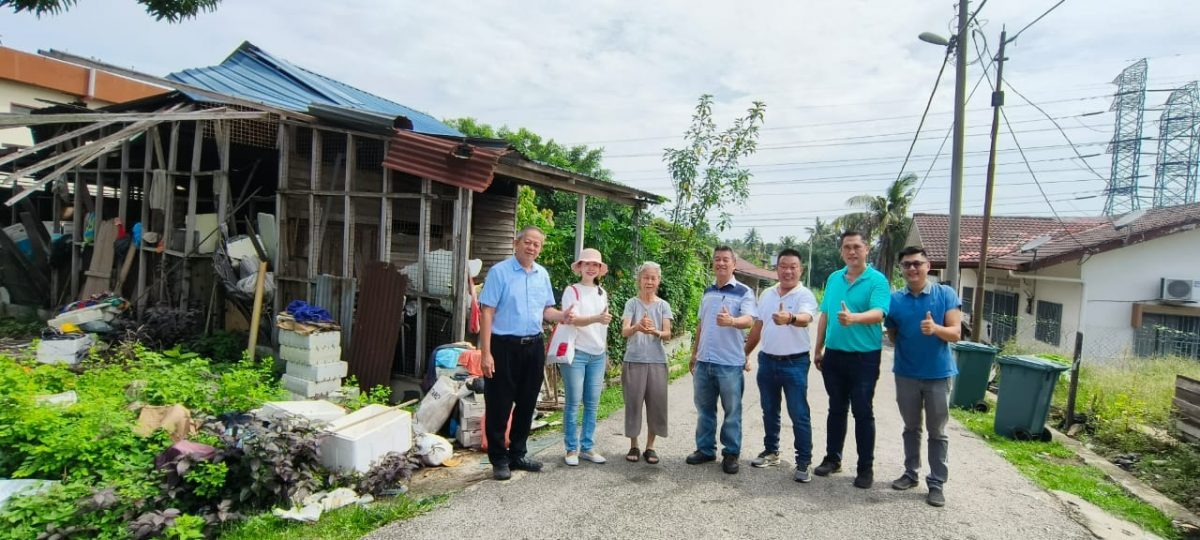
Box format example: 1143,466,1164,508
946,0,970,291
972,29,1007,335
807,238,813,288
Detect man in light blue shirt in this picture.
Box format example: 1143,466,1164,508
478,226,575,481
885,246,961,507
687,246,756,474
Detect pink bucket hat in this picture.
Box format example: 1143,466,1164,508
571,248,609,277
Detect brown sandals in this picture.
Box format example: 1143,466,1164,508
643,449,659,464
626,447,640,462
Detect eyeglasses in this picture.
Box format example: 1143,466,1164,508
899,261,927,269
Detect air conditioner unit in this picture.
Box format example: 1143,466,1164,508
1159,278,1198,302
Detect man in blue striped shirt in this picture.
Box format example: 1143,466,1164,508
687,246,757,474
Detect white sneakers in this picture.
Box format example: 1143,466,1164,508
565,451,607,465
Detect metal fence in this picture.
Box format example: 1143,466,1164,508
970,315,1200,363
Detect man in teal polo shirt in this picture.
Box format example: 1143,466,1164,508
813,230,891,489
885,246,961,507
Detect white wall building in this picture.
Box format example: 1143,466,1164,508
909,204,1200,361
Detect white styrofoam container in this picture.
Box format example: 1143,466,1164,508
457,428,482,449
285,360,348,382
260,400,347,423
320,407,413,473
325,404,391,432
278,330,342,350
47,305,109,330
281,374,341,398
36,335,92,365
279,345,342,366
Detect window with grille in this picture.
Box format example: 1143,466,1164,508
1135,313,1200,359
1035,301,1063,346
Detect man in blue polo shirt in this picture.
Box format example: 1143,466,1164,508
885,246,961,507
478,226,576,481
813,230,891,489
687,246,756,474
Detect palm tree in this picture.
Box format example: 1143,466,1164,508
743,227,763,262
778,235,798,251
839,174,917,282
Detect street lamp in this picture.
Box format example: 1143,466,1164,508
919,0,969,293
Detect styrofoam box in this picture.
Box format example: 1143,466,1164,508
457,428,482,449
37,335,92,365
278,330,342,350
281,374,341,398
320,407,413,473
279,345,342,366
260,400,347,423
286,361,348,382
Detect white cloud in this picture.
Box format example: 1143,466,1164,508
3,0,1198,241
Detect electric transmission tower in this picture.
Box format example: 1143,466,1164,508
1153,81,1200,208
1104,59,1148,216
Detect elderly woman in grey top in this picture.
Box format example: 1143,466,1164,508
620,261,673,464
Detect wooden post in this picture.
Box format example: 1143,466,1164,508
136,127,154,319
182,120,202,307
307,129,321,294
246,260,269,359
342,133,354,278
574,194,586,259
118,141,129,225
273,123,291,345
1063,331,1084,431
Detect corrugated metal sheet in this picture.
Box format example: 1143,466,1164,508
383,130,504,192
166,41,461,137
347,262,407,392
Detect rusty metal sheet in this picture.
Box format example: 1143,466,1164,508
347,261,407,392
382,130,503,192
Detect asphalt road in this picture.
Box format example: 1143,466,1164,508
366,348,1091,540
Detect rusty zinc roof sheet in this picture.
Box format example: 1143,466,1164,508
383,129,505,192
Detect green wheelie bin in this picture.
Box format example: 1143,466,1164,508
993,355,1069,441
949,341,999,411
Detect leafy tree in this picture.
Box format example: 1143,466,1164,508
836,174,917,282
742,227,763,263
663,94,766,234
778,235,798,251
802,217,841,289
3,0,220,21
444,117,709,359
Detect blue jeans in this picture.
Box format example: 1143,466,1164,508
559,350,606,453
820,348,881,472
693,361,745,457
757,352,812,468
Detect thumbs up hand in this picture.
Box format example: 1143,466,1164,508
598,305,613,325
837,301,856,327
921,310,937,336
716,304,734,327
771,302,792,326
562,305,577,325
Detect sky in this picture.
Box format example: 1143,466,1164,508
3,0,1198,243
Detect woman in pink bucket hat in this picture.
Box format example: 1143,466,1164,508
555,247,614,466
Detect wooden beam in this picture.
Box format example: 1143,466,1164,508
342,133,354,278
0,121,113,169
493,162,641,206
0,109,267,127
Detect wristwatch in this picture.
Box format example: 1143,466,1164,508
788,313,796,325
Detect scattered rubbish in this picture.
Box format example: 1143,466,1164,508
34,390,78,406
154,440,216,469
0,479,58,510
320,405,413,473
36,334,92,365
134,404,197,442
272,487,374,523
414,376,470,434
259,400,347,424
414,433,454,466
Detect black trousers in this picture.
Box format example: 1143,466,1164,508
484,334,546,466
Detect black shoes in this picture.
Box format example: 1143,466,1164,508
813,459,842,477
493,464,512,481
511,457,544,472
853,469,873,489
892,474,919,490
927,487,946,507
721,454,739,474
685,451,716,465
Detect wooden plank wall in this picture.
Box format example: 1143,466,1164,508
1175,375,1200,443
470,191,516,276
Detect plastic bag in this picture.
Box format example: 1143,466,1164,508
414,433,454,466
545,323,576,365
413,376,468,433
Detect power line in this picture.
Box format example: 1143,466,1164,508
895,50,952,186
1007,0,1068,44
999,106,1089,248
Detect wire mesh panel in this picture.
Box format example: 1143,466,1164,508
281,195,311,278
288,127,315,191
390,198,421,288
315,195,343,276
390,171,423,194
351,197,382,278
321,133,349,192
197,104,278,149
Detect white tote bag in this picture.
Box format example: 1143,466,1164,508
546,285,580,365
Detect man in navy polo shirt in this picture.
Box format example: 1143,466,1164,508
687,246,756,474
884,246,962,507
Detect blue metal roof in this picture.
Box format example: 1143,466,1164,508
167,41,461,137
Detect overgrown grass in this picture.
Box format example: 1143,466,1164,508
952,409,1179,539
219,494,446,540
1048,355,1200,448
0,316,42,339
